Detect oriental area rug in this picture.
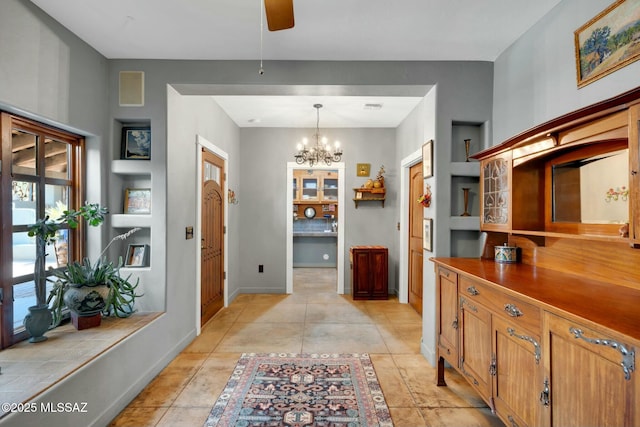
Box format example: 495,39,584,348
204,353,393,427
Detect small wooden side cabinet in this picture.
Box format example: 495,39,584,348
350,246,388,300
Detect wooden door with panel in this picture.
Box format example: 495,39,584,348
408,162,423,314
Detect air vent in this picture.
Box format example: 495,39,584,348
363,103,383,110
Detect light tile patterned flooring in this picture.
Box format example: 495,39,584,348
111,268,503,427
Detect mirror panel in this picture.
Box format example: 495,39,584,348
552,147,628,225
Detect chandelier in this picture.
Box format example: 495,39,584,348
294,104,343,166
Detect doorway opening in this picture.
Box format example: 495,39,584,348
286,163,345,295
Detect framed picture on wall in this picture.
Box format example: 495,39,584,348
121,126,151,160
423,218,433,252
422,140,434,178
125,244,149,267
124,188,151,214
574,0,640,88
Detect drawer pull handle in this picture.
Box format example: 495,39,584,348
466,286,479,296
504,303,523,317
569,327,635,380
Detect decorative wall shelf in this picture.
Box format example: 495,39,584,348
353,188,386,208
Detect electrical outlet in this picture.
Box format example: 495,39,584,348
259,265,264,273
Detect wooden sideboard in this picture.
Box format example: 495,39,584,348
431,87,640,427
432,258,640,427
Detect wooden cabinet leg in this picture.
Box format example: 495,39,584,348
436,355,447,386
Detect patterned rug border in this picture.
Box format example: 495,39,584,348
204,352,393,427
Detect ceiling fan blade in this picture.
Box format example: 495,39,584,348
264,0,294,31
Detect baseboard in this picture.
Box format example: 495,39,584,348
239,286,287,294
421,339,436,367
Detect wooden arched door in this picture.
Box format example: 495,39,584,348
201,149,225,325
408,162,423,314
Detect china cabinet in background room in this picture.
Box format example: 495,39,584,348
293,169,339,219
432,88,640,427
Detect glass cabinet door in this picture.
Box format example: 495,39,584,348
323,178,338,201
301,178,319,201
481,155,511,231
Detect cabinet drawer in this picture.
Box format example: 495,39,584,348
438,266,458,282
459,276,541,333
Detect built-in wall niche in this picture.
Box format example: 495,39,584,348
451,176,480,217
450,230,482,257
451,122,486,162
109,172,152,215
108,227,151,269
113,119,151,160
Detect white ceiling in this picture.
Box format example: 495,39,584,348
28,0,563,127
212,95,424,128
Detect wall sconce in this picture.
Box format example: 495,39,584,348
228,189,239,205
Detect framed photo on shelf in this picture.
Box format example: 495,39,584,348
423,218,433,252
121,126,151,160
422,140,434,178
574,0,640,88
124,188,151,214
125,244,149,267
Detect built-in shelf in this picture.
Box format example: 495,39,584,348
450,216,481,230
111,159,152,175
120,266,152,273
450,161,480,176
449,122,484,257
111,214,152,228
510,229,627,243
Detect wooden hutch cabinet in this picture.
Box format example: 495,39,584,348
350,246,388,300
433,88,640,427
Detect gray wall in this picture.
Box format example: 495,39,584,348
238,127,398,294
493,0,640,143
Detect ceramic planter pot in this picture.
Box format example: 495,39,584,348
63,284,110,316
24,304,53,342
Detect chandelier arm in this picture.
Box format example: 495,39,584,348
294,103,343,167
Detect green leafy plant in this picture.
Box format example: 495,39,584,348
48,228,143,327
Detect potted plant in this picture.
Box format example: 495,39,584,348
48,227,143,329
24,202,108,342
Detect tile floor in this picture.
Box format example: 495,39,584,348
110,268,503,427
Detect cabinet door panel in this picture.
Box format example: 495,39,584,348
460,297,492,403
545,313,636,427
493,316,541,427
437,267,459,368
351,251,370,299
370,250,388,297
